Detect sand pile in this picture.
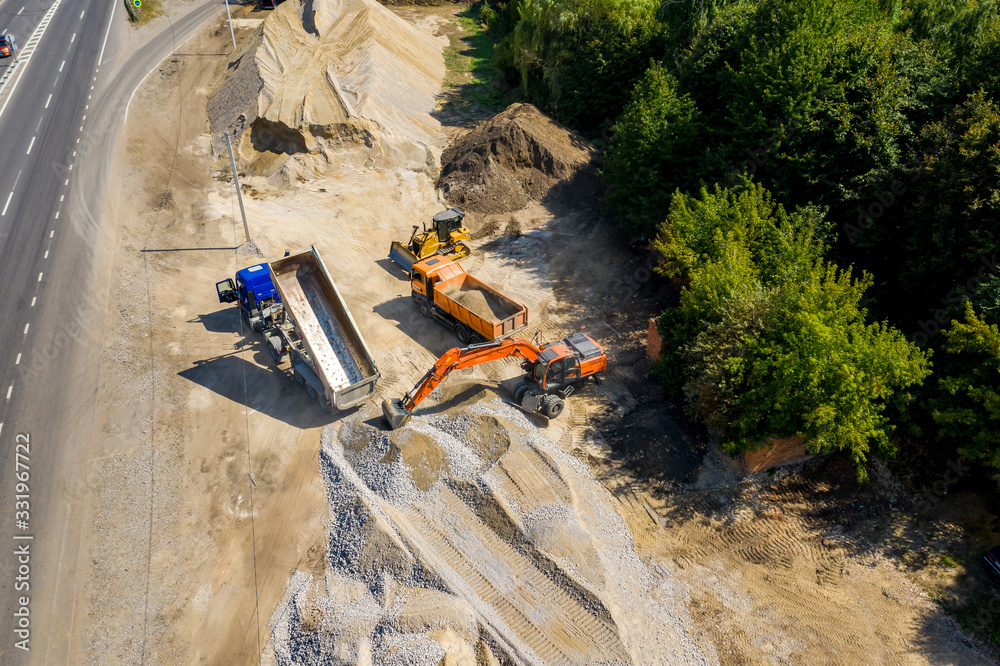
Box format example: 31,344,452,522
264,389,711,665
450,286,514,321
209,0,445,182
437,103,599,214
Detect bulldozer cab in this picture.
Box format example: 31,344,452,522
431,208,465,244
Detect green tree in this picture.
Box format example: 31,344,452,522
721,263,931,477
652,180,829,282
601,63,702,237
867,91,1000,320
492,0,667,128
931,303,1000,481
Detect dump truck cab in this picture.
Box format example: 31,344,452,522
408,255,528,343
409,255,461,299
529,333,607,392
216,263,281,332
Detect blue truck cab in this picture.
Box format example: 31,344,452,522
216,263,281,331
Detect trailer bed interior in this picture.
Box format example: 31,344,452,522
276,268,364,391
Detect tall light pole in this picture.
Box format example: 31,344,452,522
225,133,252,245
224,0,237,50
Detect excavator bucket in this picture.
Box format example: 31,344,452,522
388,241,419,273
382,398,412,430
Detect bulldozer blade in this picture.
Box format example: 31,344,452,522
382,398,413,430
388,241,419,273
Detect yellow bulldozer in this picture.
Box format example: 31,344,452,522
388,208,471,272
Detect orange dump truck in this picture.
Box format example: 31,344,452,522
408,256,528,344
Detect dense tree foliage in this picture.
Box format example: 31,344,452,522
487,0,668,128
483,0,1000,480
931,304,1000,479
653,183,927,476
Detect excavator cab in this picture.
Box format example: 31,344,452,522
529,333,604,391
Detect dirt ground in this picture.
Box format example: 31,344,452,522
73,1,1000,664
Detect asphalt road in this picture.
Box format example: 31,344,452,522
0,0,222,661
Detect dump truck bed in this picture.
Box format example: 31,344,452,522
269,250,379,409
435,272,528,340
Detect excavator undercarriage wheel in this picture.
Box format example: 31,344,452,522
511,382,531,405
541,395,565,419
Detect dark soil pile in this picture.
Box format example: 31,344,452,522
437,103,598,214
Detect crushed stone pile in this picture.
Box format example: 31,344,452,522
265,386,712,665
437,103,599,214
209,0,444,181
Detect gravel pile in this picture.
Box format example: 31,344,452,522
265,398,713,664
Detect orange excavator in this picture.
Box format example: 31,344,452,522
382,332,607,430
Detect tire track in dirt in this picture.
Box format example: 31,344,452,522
400,485,631,665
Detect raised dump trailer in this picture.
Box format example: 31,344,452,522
266,249,379,411
409,255,528,344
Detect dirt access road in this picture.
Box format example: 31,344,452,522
70,1,1000,664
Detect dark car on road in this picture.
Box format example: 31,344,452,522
984,546,1000,575
0,36,11,58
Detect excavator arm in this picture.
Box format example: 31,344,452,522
383,339,540,429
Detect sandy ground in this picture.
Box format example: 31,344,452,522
73,2,1000,665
